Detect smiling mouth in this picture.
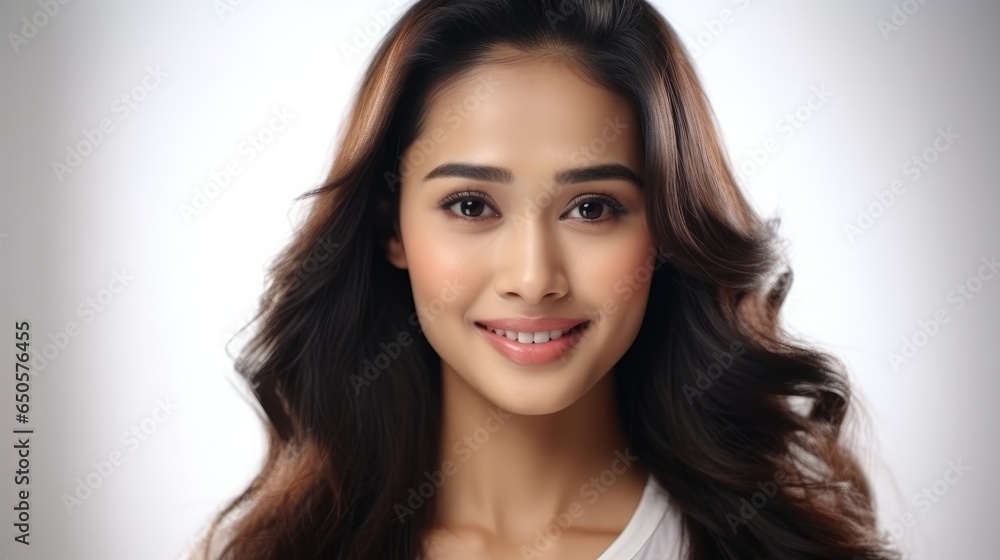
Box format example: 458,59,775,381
474,321,590,344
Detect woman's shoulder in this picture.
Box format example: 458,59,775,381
632,506,686,559
603,473,687,560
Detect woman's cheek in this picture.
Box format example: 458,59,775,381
584,232,654,304
406,225,477,323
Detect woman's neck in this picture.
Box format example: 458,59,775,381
430,363,649,546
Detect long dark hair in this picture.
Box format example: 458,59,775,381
197,1,900,558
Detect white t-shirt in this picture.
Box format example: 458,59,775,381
595,473,686,560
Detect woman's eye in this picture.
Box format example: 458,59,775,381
450,199,491,218
565,195,629,224
567,200,609,221
440,192,499,222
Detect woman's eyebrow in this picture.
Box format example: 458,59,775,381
423,162,643,189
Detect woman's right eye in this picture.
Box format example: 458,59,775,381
450,199,488,217
440,192,500,222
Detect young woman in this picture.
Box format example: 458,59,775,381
195,0,900,558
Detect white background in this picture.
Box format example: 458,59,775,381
1,0,996,558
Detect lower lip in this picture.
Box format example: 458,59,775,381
474,322,589,366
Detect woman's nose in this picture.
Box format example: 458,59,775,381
492,218,570,306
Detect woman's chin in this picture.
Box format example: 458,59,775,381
474,374,600,417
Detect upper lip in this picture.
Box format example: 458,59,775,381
475,317,588,332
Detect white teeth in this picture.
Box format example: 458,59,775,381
489,326,572,343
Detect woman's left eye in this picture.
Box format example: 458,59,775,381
564,194,629,225
566,200,615,221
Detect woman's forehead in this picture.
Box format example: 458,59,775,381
407,58,643,179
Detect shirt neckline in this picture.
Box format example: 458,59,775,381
594,473,671,559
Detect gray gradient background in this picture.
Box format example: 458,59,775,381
1,0,997,558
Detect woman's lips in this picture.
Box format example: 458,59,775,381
474,321,590,365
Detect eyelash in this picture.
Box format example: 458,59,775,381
438,190,630,226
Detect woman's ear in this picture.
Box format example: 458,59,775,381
376,195,408,270
385,230,408,270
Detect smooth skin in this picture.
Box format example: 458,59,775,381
385,46,657,559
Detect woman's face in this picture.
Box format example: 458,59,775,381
386,52,656,415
